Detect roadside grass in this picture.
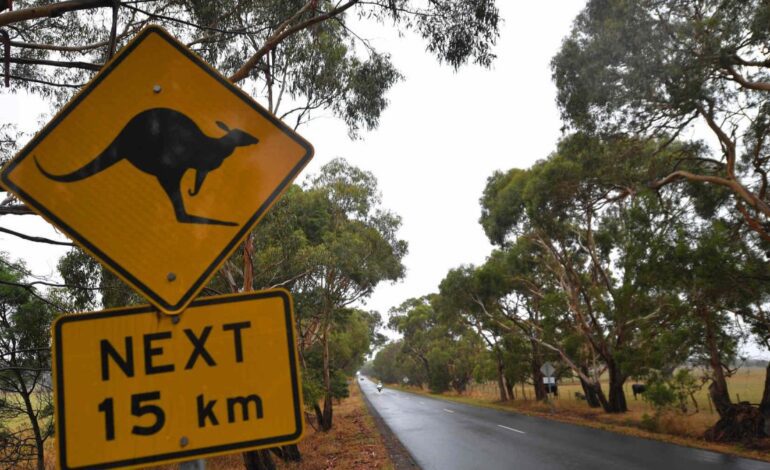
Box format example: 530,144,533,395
146,381,392,470
391,367,770,464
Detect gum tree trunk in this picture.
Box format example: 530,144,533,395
496,358,509,401
579,366,601,408
529,339,547,400
605,362,628,413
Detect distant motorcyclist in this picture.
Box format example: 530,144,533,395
377,381,383,392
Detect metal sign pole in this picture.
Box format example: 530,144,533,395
180,459,206,470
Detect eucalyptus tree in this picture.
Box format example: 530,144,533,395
474,242,607,405
480,135,689,413
437,265,518,401
371,340,404,384
662,218,770,439
215,158,404,432
388,295,486,394
552,0,770,241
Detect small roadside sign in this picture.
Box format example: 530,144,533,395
52,289,303,470
1,26,313,314
540,362,555,378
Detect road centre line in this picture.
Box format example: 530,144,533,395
498,424,525,434
443,408,455,413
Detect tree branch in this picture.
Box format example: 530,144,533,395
8,56,101,71
230,0,359,83
0,226,73,246
0,204,35,215
725,65,770,92
0,0,111,28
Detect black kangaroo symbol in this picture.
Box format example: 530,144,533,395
34,107,259,226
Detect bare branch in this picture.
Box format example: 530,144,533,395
8,56,101,71
0,0,112,28
9,39,109,52
0,204,35,215
725,65,770,92
0,226,74,246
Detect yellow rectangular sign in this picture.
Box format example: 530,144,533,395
52,290,303,469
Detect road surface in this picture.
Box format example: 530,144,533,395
359,378,770,470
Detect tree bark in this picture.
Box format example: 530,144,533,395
593,382,611,412
605,361,628,413
281,444,301,462
529,339,547,400
504,377,515,401
579,366,601,408
243,450,276,470
321,325,333,431
15,370,44,470
496,358,509,401
702,307,732,417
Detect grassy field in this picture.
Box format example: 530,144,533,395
471,367,765,413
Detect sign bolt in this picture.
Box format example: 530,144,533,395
153,84,162,93
171,315,180,324
167,272,176,282
180,436,189,448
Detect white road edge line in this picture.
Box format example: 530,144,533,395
443,409,455,413
498,424,525,434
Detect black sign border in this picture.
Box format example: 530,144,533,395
53,290,303,470
0,25,314,314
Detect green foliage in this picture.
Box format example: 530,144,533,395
643,370,702,419
387,296,486,394
372,341,403,383
552,0,769,134
57,248,144,311
551,0,770,246
222,159,406,425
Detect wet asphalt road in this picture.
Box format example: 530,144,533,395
359,378,770,470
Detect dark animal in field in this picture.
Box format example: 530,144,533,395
574,391,586,401
632,383,646,399
35,107,259,226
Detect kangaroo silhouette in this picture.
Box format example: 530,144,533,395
34,107,259,226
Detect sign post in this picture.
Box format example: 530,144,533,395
540,362,556,397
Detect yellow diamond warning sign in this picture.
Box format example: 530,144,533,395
53,290,303,469
0,26,313,313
